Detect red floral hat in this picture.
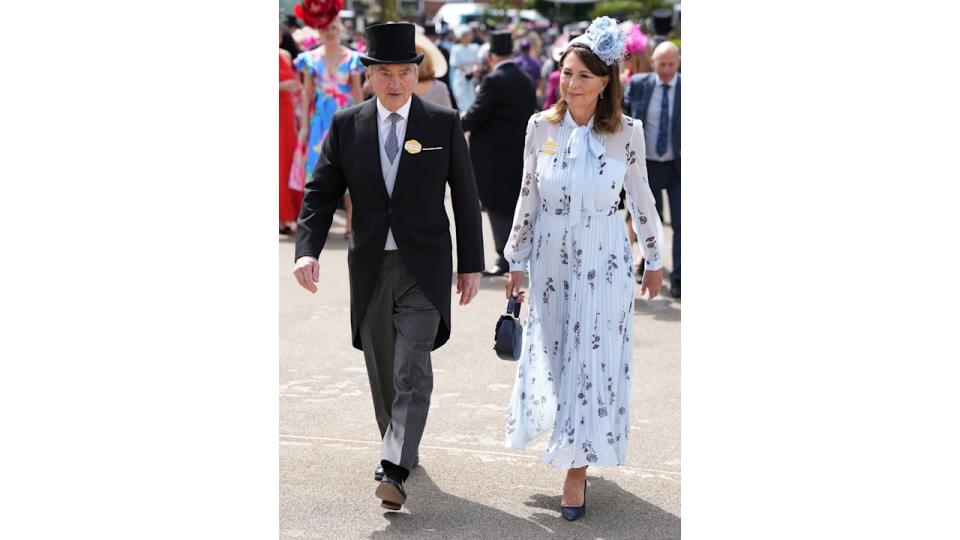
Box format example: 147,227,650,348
294,0,342,30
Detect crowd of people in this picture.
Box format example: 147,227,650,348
280,2,680,297
282,0,681,520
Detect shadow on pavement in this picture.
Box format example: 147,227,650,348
369,470,679,539
634,290,681,323
524,476,680,539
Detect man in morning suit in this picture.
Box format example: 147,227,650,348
626,41,681,298
461,30,537,277
292,22,485,511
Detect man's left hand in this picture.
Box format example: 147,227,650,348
456,272,480,305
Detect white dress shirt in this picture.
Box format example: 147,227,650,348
644,73,678,162
376,96,412,250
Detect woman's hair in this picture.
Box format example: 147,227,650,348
623,51,651,76
416,44,435,81
546,43,622,134
280,24,302,61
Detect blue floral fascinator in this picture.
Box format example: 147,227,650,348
565,16,627,66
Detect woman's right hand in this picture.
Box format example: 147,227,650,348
505,270,526,302
298,127,308,144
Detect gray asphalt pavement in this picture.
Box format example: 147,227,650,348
280,195,680,539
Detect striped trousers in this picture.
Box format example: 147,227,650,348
359,251,440,470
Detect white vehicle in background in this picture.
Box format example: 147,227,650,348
432,2,550,33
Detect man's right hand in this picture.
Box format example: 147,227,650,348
293,256,319,294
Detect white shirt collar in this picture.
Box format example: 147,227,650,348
376,96,413,124
657,73,678,88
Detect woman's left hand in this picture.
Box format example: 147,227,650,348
640,269,663,300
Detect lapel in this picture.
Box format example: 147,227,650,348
354,98,390,202
672,76,681,129
641,74,656,119
390,95,433,203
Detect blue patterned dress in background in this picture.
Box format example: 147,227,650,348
293,46,362,174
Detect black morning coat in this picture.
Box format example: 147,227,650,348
294,95,485,351
460,61,538,217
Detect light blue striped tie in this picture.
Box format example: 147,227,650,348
385,112,401,164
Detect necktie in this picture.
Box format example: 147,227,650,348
656,84,670,156
385,112,401,164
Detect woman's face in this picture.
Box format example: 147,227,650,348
559,50,609,111
321,19,341,44
460,31,473,44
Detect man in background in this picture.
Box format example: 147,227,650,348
626,41,681,298
461,30,537,277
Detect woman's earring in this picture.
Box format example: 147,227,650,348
599,89,605,100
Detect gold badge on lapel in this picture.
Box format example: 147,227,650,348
541,139,559,155
404,139,422,154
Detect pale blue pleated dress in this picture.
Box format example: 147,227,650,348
504,110,664,469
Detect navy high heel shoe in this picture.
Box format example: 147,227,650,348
560,480,587,521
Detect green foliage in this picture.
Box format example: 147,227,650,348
588,0,671,23
374,0,400,22
485,0,514,27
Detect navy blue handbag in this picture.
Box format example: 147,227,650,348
494,296,523,361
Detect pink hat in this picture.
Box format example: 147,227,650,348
292,27,321,50
624,24,648,56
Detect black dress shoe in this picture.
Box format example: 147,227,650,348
560,481,587,521
375,476,407,511
670,280,681,298
374,455,418,482
481,264,508,277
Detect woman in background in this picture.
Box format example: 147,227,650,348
294,14,362,238
280,26,301,234
413,33,452,108
449,26,480,111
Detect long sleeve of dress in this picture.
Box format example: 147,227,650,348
622,120,665,271
504,116,541,272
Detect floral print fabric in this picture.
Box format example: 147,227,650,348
293,47,362,174
504,110,664,469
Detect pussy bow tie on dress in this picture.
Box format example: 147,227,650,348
565,122,606,228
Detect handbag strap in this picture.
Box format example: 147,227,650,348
506,297,521,318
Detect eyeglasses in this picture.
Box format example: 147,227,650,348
370,69,416,83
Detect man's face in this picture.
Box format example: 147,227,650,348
368,64,418,111
652,49,679,84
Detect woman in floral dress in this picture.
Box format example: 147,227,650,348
294,17,363,237
503,17,664,521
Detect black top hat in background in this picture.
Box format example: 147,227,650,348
652,8,674,35
360,22,425,66
489,30,513,57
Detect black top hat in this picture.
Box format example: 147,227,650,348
360,22,424,66
652,8,674,35
489,30,513,57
